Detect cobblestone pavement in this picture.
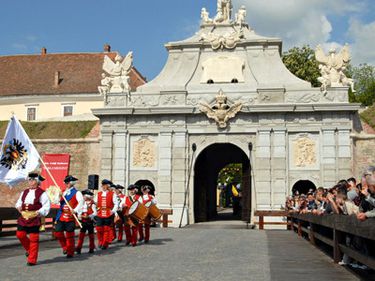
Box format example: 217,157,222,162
0,229,364,281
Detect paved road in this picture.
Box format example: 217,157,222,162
0,229,367,281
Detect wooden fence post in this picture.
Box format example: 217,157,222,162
297,220,302,237
259,215,264,230
309,223,316,245
333,228,342,263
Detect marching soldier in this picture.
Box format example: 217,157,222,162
114,184,125,242
15,172,51,266
54,175,84,258
75,189,97,254
122,184,142,246
94,179,118,250
139,185,157,243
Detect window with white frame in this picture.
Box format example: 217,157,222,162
63,105,73,117
27,107,36,121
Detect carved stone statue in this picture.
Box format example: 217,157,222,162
100,51,133,94
201,8,213,24
215,0,232,23
200,29,244,50
315,45,355,93
199,89,242,128
235,5,246,26
98,73,112,104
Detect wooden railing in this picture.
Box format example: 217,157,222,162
288,213,375,270
254,210,289,230
159,209,173,228
0,207,58,237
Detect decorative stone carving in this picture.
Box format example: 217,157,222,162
315,45,355,94
200,29,244,50
132,137,156,168
285,91,321,103
129,95,160,107
214,0,233,23
98,73,112,104
160,95,184,106
290,134,318,169
235,5,247,26
100,52,133,94
199,89,242,128
201,8,213,24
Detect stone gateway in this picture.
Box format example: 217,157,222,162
93,1,359,227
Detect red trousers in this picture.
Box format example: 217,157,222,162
117,223,124,241
55,231,75,256
138,223,150,242
76,233,95,250
96,226,112,248
124,225,138,246
16,231,39,264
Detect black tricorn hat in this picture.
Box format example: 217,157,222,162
127,184,137,190
116,184,125,190
82,189,94,196
64,175,78,184
28,172,45,182
101,179,113,186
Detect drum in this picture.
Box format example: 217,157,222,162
128,201,148,222
145,201,162,220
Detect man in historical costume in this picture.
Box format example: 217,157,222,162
54,175,84,258
75,189,97,254
94,179,118,249
15,172,51,266
122,184,142,246
113,184,125,242
139,185,157,244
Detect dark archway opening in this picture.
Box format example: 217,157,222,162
194,143,251,223
292,180,316,196
135,179,155,196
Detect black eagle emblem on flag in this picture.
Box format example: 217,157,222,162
0,138,28,170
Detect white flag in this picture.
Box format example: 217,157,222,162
0,116,40,187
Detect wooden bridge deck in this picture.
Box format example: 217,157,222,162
0,228,372,280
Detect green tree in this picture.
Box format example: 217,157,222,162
282,45,321,87
347,64,375,105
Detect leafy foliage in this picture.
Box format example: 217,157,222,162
347,64,375,106
282,45,321,87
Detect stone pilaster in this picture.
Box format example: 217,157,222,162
271,129,287,208
158,131,173,208
255,129,271,210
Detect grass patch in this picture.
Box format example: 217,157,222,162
0,120,97,139
360,105,375,130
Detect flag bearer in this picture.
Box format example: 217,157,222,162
15,172,51,266
54,175,83,258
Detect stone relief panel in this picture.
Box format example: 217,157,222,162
130,135,158,170
285,91,321,103
289,133,320,170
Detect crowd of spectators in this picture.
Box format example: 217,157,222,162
286,166,375,221
286,166,375,269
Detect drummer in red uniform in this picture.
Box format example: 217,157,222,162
122,184,142,246
54,175,84,258
94,179,118,250
15,172,51,266
139,185,157,244
75,189,97,254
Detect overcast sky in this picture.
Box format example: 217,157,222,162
0,0,374,80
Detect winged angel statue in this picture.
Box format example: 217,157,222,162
315,45,355,94
199,90,242,128
98,52,133,97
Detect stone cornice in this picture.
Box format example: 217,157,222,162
92,103,360,117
